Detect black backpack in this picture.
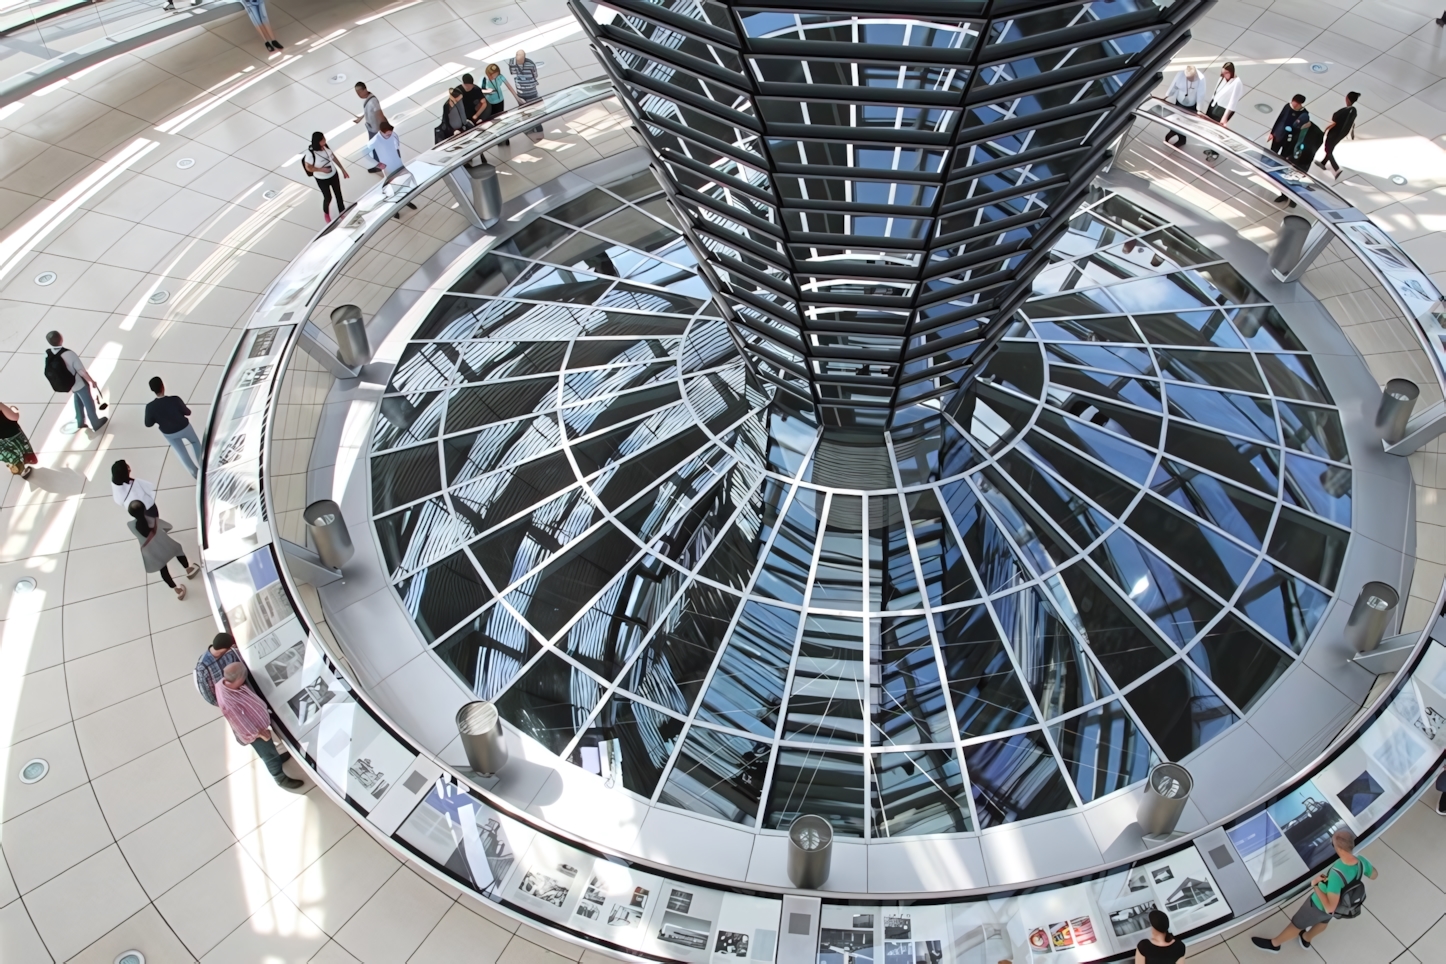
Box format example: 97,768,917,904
1329,863,1368,919
43,349,75,392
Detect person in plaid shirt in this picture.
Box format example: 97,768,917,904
215,661,304,790
194,632,241,706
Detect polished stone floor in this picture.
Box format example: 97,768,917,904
0,0,1443,960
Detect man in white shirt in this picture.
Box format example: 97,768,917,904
1163,65,1206,147
366,121,418,216
354,82,387,173
43,331,107,433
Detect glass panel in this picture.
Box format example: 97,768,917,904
435,605,541,700
1124,494,1256,600
1282,453,1350,526
394,550,491,643
505,522,642,639
495,651,602,754
624,582,740,715
698,601,800,736
1150,457,1275,547
963,730,1075,828
870,750,972,837
810,495,863,609
658,726,769,825
763,746,867,837
904,488,978,607
573,694,684,797
1166,386,1277,443
753,487,822,604
1258,354,1331,404
1057,562,1174,686
1278,402,1349,463
875,616,952,746
1050,701,1155,803
1189,615,1292,712
1267,507,1348,591
372,443,442,514
940,479,1028,594
1236,561,1330,654
1163,422,1280,497
1123,661,1238,761
935,605,1036,738
1089,530,1220,647
783,615,866,745
994,586,1107,720
557,553,683,679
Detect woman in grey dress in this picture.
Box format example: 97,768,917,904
127,500,199,600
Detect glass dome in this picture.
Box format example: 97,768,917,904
371,168,1351,838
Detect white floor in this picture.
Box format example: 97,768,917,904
0,0,1442,961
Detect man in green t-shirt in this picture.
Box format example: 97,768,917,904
1252,828,1377,952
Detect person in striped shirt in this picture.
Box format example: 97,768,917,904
510,49,543,134
216,661,304,789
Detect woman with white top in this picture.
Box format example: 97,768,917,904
302,131,349,224
1163,65,1206,147
111,460,159,522
1207,62,1242,126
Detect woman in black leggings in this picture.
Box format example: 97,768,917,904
303,131,349,223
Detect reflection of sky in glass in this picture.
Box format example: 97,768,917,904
371,175,1351,837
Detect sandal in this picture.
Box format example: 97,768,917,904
174,585,187,601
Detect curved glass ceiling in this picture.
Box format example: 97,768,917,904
372,169,1352,838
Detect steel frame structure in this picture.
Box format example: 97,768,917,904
570,0,1213,427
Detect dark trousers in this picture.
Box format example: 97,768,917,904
158,553,190,588
317,175,344,216
250,735,286,780
1320,137,1343,173
1164,102,1195,146
1271,138,1292,159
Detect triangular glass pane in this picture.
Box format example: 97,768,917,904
1122,660,1238,761
940,479,1026,595
962,730,1075,828
1089,529,1220,647
994,586,1109,719
934,605,1036,738
1236,560,1329,653
1050,700,1156,803
1188,615,1292,712
657,726,769,826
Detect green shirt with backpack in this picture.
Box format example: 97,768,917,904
1312,854,1372,916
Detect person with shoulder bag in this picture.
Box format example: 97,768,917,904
126,500,199,601
1252,828,1376,953
436,86,472,143
302,132,348,223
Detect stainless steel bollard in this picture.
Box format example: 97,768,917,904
467,161,502,222
304,499,354,569
330,304,370,370
786,815,833,889
456,701,509,775
1268,214,1312,275
1375,379,1419,444
1138,762,1192,837
1345,582,1399,653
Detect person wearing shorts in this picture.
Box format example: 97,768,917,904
240,0,282,51
1252,829,1376,952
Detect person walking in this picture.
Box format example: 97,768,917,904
1316,91,1360,179
215,661,304,790
1163,65,1205,147
239,0,282,51
1135,910,1184,964
144,376,204,479
195,632,242,706
354,82,387,173
127,500,198,600
1252,828,1376,952
510,49,543,134
43,331,108,435
302,132,349,223
111,461,159,521
0,402,36,479
367,121,419,216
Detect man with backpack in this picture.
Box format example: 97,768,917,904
1252,828,1376,952
43,331,107,434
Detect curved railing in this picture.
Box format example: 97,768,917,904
198,84,1446,964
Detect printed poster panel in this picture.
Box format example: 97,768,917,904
820,904,952,964
211,547,295,648
310,700,416,813
1227,780,1345,896
711,893,781,964
641,879,727,963
511,834,592,922
395,779,534,901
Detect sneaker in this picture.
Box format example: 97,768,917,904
92,417,109,433
1298,936,1311,950
20,465,32,479
185,563,200,579
272,41,283,50
1435,793,1446,814
1315,161,1327,169
276,776,305,790
277,751,293,764
324,211,331,223
406,202,417,210
1273,194,1289,204
163,2,175,8
367,166,381,173
1250,938,1279,954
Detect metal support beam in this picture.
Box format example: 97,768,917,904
1385,398,1446,456
1351,631,1421,676
279,538,344,587
297,320,362,380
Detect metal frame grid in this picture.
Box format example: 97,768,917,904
370,174,1352,840
570,0,1214,428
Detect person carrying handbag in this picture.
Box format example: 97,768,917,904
0,402,37,479
302,132,348,224
127,500,199,600
436,86,473,143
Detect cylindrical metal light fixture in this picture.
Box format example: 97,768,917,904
786,814,833,889
330,304,370,370
456,701,509,775
1345,582,1399,653
1375,379,1419,444
1138,762,1192,837
304,499,354,569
